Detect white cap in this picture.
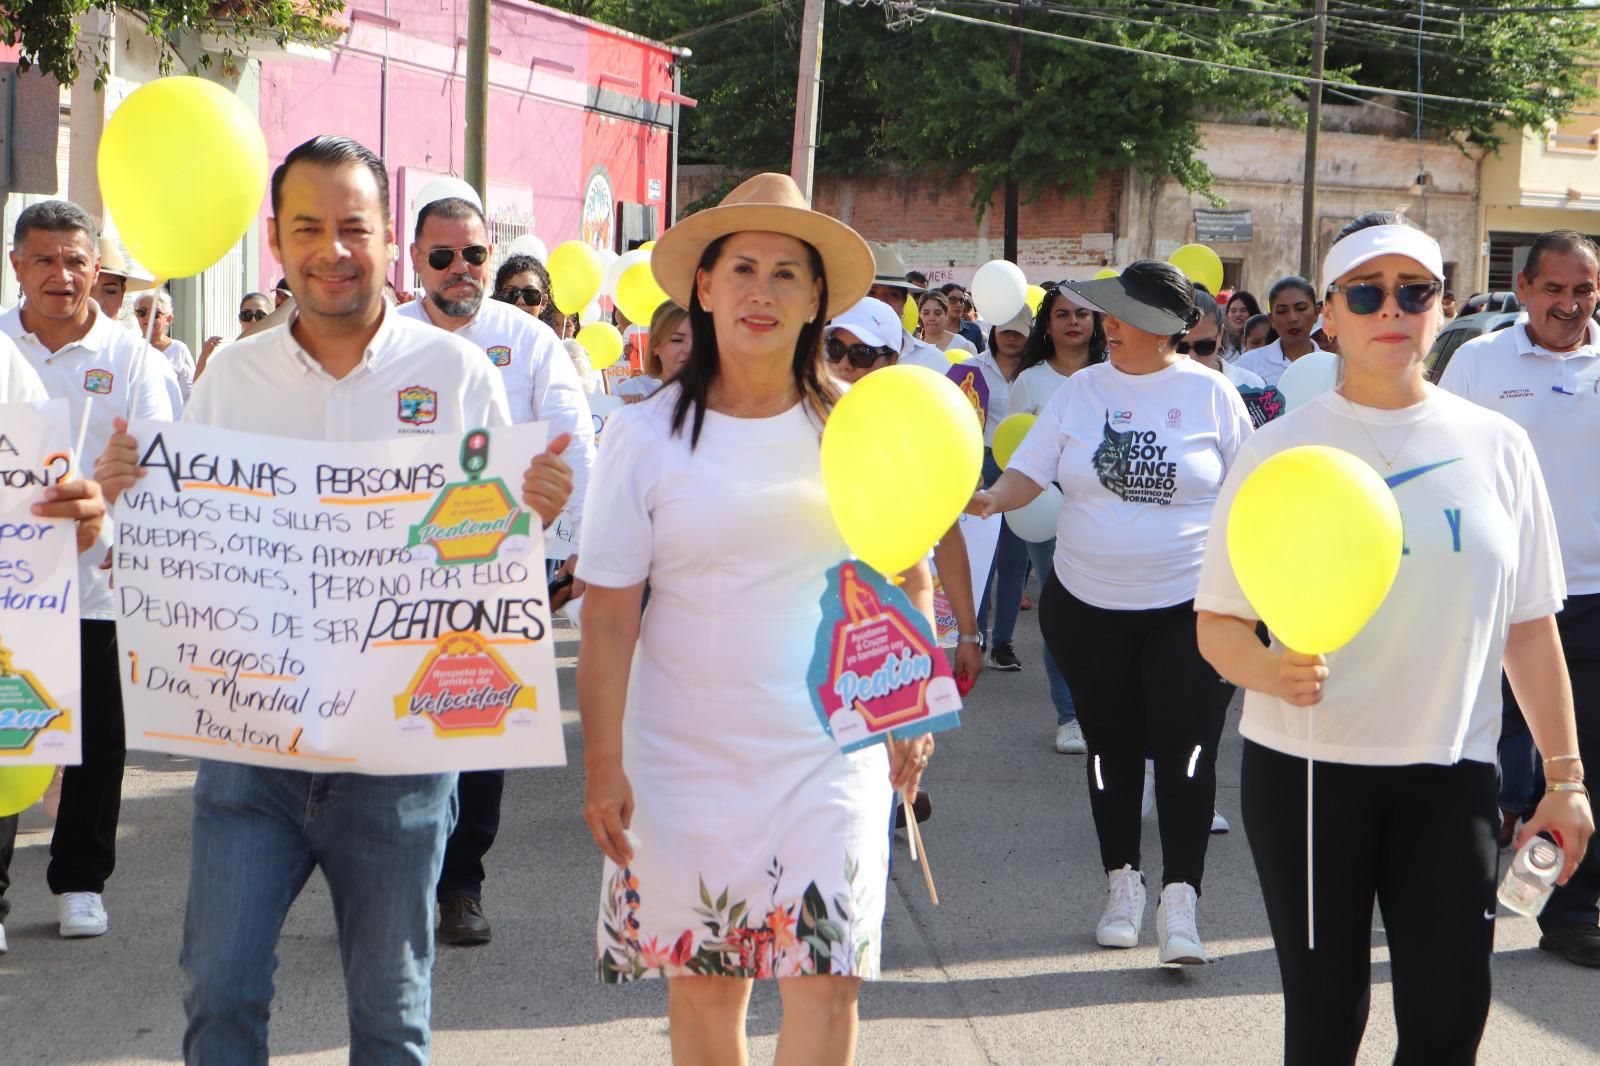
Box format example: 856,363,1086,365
1321,224,1444,288
827,297,900,348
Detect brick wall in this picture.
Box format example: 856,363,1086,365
679,165,1122,284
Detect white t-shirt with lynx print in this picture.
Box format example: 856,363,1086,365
1007,358,1253,610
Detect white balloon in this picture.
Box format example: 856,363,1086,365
580,298,603,327
1277,351,1340,410
1004,485,1062,543
505,234,549,264
970,259,1029,325
412,176,482,214
604,248,651,300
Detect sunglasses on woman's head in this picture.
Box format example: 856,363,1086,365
825,337,895,369
238,309,268,323
1325,280,1441,316
1176,338,1217,357
495,286,545,307
425,245,490,271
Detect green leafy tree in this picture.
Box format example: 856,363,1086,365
0,1,343,89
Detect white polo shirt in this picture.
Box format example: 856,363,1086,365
1440,315,1600,594
1234,338,1328,388
897,328,949,374
398,296,594,543
0,334,47,402
3,300,174,619
185,303,510,440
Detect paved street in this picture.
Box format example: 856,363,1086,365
3,606,1597,1065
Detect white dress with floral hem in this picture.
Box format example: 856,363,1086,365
577,385,891,983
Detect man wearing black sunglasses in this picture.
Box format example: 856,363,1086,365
398,194,597,948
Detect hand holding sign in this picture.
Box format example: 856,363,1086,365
522,432,575,527
33,479,106,555
92,417,146,506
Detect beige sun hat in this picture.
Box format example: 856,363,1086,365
97,236,157,291
650,173,874,315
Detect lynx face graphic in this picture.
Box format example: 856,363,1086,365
1092,415,1137,500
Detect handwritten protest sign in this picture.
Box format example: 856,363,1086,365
807,561,962,753
0,401,81,766
930,512,1003,648
114,419,566,774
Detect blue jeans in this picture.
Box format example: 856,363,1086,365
977,450,1028,647
1024,537,1077,724
181,762,458,1065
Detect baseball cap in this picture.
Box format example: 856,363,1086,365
827,297,901,348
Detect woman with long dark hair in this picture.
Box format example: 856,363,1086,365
576,174,934,1063
1197,212,1592,1063
494,252,564,334
1236,276,1324,386
1224,290,1261,354
970,260,1251,966
1007,285,1105,752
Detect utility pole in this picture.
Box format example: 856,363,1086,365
1299,0,1328,279
791,0,825,204
1003,1,1022,263
465,0,490,200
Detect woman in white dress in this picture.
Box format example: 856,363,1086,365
576,172,936,1064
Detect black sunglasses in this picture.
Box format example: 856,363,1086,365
238,309,268,323
426,245,490,271
1326,281,1441,316
1176,338,1218,357
495,286,545,307
825,337,895,369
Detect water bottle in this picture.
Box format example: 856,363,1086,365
1497,836,1564,918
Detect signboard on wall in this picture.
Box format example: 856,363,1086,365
1195,209,1253,243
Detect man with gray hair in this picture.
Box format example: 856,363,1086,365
397,194,596,946
0,197,173,944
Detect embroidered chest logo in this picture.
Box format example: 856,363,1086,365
397,385,438,426
486,345,512,368
83,369,113,395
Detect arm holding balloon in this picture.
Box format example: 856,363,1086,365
1195,611,1328,708
1503,614,1594,884
577,581,644,868
966,469,1044,519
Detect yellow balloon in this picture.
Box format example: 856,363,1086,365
991,412,1037,470
821,365,983,576
1169,244,1225,294
549,240,604,314
1225,445,1403,655
902,296,920,333
945,347,971,365
576,322,624,370
615,262,669,325
1093,267,1120,280
98,77,267,279
0,764,54,818
639,240,656,251
1025,284,1046,314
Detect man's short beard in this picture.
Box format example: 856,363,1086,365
430,279,483,319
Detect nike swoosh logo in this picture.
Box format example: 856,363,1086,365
1484,908,1497,920
1384,458,1462,489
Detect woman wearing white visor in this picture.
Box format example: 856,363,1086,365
1195,212,1593,1063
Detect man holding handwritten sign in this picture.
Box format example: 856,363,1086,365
95,137,575,1064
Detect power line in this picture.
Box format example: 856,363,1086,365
905,3,1535,112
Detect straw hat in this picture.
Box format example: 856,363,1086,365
97,236,157,291
651,173,874,314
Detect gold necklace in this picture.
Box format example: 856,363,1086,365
1342,393,1424,471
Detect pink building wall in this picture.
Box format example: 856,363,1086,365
256,0,678,286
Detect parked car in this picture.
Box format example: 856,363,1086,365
1457,291,1521,317
1425,310,1521,382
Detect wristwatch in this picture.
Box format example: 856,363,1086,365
957,633,982,645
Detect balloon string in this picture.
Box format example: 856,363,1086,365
1307,708,1315,952
130,294,160,421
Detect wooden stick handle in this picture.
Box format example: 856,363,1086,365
905,800,939,906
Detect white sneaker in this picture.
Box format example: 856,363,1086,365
1096,865,1145,948
0,921,8,954
1054,719,1087,754
1211,809,1230,833
1156,882,1206,965
58,892,108,938
1141,760,1156,819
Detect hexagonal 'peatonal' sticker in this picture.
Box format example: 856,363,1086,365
407,428,532,566
0,638,69,756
